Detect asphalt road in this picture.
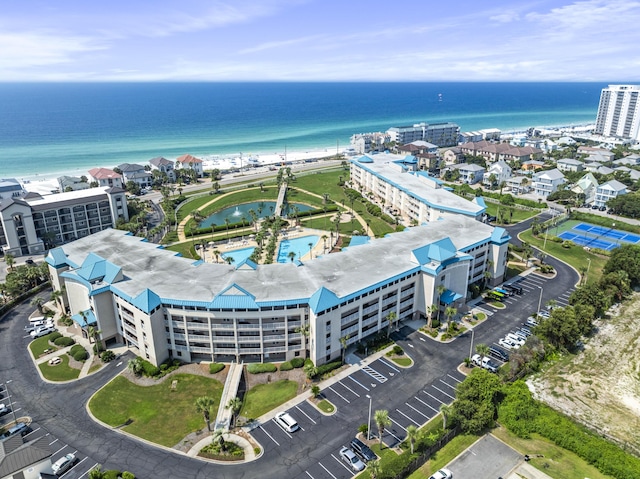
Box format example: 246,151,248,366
0,211,579,479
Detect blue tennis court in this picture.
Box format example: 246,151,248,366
574,223,640,243
558,231,618,251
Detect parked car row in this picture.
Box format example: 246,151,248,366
471,354,499,373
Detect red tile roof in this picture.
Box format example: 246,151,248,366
176,154,203,164
88,167,122,180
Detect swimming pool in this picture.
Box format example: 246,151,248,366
221,247,255,264
277,235,320,263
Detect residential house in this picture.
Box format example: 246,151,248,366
459,140,542,165
482,160,512,188
614,154,640,166
397,141,438,155
521,160,545,172
350,132,391,153
442,147,464,165
577,146,615,162
506,176,532,195
149,157,175,182
452,163,485,184
571,173,599,205
614,166,640,181
556,136,577,146
117,163,152,189
88,168,123,189
556,158,584,172
0,179,26,200
175,154,204,178
57,175,90,193
594,180,627,208
533,168,565,198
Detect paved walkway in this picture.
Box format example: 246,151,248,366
214,362,243,431
274,182,288,217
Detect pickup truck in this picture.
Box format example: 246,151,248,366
471,354,483,367
481,357,499,373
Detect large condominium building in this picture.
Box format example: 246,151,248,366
595,85,640,142
350,153,486,223
0,187,128,256
387,122,460,147
47,216,509,367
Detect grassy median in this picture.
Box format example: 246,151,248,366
239,380,298,420
89,374,223,447
38,354,80,381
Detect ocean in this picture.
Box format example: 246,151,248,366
0,82,603,180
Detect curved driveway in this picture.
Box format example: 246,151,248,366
0,211,579,479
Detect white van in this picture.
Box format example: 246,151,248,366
29,316,45,325
275,412,299,433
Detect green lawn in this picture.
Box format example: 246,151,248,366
317,399,335,414
492,426,614,479
407,434,479,479
391,357,413,367
38,354,80,381
484,203,538,224
239,380,298,420
89,373,223,447
29,333,60,357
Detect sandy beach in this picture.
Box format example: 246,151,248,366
20,146,348,196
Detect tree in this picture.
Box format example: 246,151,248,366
451,368,502,434
308,241,313,259
88,465,106,479
406,424,418,454
435,284,446,324
603,244,640,288
303,361,317,379
475,343,490,358
374,409,391,446
212,428,227,452
440,403,452,430
535,307,580,352
444,306,457,328
288,251,296,262
295,322,310,358
195,396,216,431
5,253,15,271
30,296,45,314
425,304,437,329
127,356,144,376
321,234,328,253
87,325,103,353
340,335,349,364
386,311,397,338
226,397,243,428
367,459,382,479
311,385,321,398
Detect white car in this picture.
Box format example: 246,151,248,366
506,333,525,346
52,453,76,475
0,403,9,416
274,412,299,433
499,338,519,350
470,354,483,367
48,357,62,365
429,468,453,479
339,446,365,472
30,326,55,338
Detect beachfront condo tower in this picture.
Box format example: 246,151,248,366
595,85,640,142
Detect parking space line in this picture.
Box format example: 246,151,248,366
415,395,439,413
49,438,59,446
338,380,360,398
432,385,456,400
422,390,445,405
439,379,457,390
447,373,462,383
328,386,350,404
406,402,430,419
348,375,369,391
396,408,420,426
389,416,407,432
386,428,403,443
259,425,280,446
272,418,294,438
379,358,400,373
52,444,69,456
362,365,387,383
305,470,316,479
295,405,317,425
319,461,338,479
23,427,41,438
77,463,100,479
332,453,355,474
60,456,88,479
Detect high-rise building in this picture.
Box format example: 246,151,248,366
594,85,640,141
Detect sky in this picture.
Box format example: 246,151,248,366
2,0,640,82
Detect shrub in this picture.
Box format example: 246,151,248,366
314,361,342,378
141,359,160,377
247,363,277,374
290,357,305,368
279,361,293,371
101,350,116,362
72,347,88,362
54,336,75,347
48,331,62,341
358,423,368,435
392,345,404,355
209,362,225,374
121,472,136,479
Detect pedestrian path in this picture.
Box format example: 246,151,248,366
274,182,288,217
214,362,243,431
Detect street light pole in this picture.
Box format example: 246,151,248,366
366,394,372,441
468,328,475,360
537,286,544,317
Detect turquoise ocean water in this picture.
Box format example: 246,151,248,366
0,82,603,179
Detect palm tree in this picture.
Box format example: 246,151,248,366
225,256,234,265
435,284,446,325
288,251,296,262
225,218,230,239
50,288,63,309
127,357,144,376
386,311,397,338
406,424,418,454
321,234,328,254
425,304,437,329
440,403,452,430
444,306,457,329
367,460,382,479
340,335,349,364
4,253,15,271
213,249,221,263
30,296,45,314
195,396,216,431
295,322,310,358
374,409,391,446
88,465,106,479
88,325,103,352
308,242,313,259
475,343,490,358
226,397,243,428
212,428,227,452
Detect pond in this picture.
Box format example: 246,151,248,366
200,201,314,228
277,235,320,263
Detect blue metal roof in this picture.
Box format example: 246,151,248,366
473,197,487,208
236,258,258,270
413,237,457,263
353,155,374,163
490,227,511,245
441,290,463,305
71,309,97,327
132,289,162,312
46,247,70,268
308,286,339,313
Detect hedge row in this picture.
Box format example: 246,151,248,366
48,332,62,342
314,361,342,378
54,336,75,347
247,363,278,374
209,362,225,374
69,344,88,361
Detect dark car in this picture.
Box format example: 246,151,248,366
591,204,599,209
599,205,607,211
350,437,377,462
488,346,509,362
